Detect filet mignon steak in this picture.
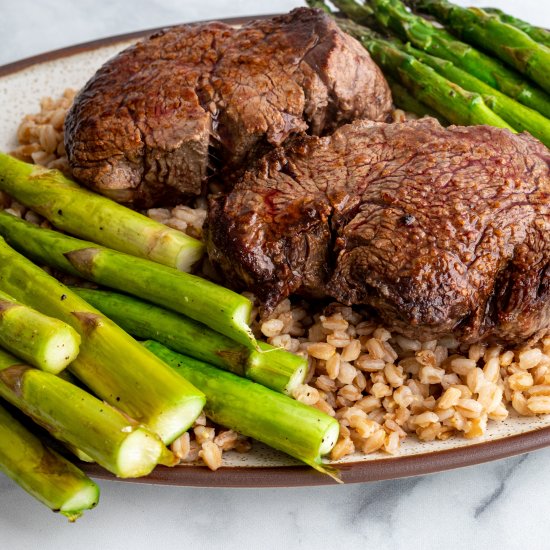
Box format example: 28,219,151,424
206,118,550,345
64,8,393,207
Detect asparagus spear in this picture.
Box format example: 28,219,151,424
0,348,175,477
331,0,376,24
482,7,550,47
409,0,550,93
402,44,550,147
0,211,256,349
386,75,448,123
143,341,340,477
336,19,514,129
0,289,80,374
328,2,550,143
0,403,99,521
307,0,332,11
366,0,550,118
73,288,307,395
0,152,204,272
0,236,205,444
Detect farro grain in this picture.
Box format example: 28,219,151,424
307,342,336,360
451,357,477,375
519,348,543,370
365,338,386,360
525,384,550,396
483,357,501,383
466,367,485,394
261,318,284,337
419,365,445,384
414,411,439,427
214,430,240,451
469,343,486,362
464,415,487,438
337,361,357,385
355,355,385,372
170,432,191,461
353,370,367,391
500,350,515,367
383,431,400,454
508,371,534,391
194,425,215,444
527,396,550,414
199,441,222,471
394,335,422,352
511,391,533,416
361,429,386,454
330,437,355,460
438,387,462,409
456,398,483,418
488,403,509,421
293,384,320,405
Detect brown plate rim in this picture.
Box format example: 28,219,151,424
2,14,550,488
82,426,550,487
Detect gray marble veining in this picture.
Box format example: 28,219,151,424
1,1,550,549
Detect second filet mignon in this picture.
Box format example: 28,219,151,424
64,8,393,207
206,118,550,345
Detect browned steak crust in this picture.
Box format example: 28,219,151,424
64,8,393,207
206,118,550,345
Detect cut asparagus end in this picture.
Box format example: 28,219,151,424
0,288,81,374
115,428,168,478
148,395,206,445
41,328,80,374
146,227,205,272
247,343,308,394
319,421,340,456
284,363,307,396
59,484,100,521
175,238,206,272
231,301,257,349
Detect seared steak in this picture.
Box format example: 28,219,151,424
206,118,550,344
64,8,392,207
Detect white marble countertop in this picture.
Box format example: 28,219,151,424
1,1,550,549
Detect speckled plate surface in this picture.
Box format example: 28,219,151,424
1,18,550,487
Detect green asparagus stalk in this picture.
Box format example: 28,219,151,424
0,236,205,444
386,75,448,123
0,211,256,349
0,348,175,477
73,288,306,395
143,341,340,478
331,0,376,24
482,7,550,47
367,0,550,118
402,44,550,147
0,152,204,272
337,19,514,129
0,403,99,521
332,0,375,18
408,0,550,93
0,289,80,374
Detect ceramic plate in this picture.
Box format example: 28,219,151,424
1,17,550,487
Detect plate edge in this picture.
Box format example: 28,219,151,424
0,14,278,78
